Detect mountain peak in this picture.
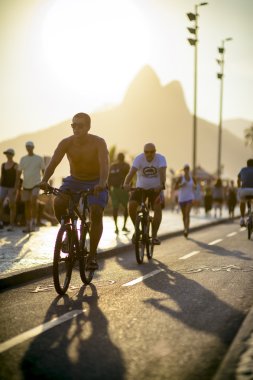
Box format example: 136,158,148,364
123,65,161,103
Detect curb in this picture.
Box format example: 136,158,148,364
0,217,235,291
213,305,253,380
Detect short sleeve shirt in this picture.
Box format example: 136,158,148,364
238,166,253,188
132,153,167,189
19,154,45,189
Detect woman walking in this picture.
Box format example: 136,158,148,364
175,164,196,238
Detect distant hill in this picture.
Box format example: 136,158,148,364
223,118,252,140
0,65,251,182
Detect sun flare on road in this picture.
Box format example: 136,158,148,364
41,0,150,95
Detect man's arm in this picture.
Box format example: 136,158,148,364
159,167,167,189
123,167,137,190
41,141,66,185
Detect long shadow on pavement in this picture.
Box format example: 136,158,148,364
21,284,125,380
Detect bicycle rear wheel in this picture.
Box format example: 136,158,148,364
146,218,154,260
53,225,73,295
135,215,145,264
79,226,94,284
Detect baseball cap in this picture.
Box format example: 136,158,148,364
25,141,34,147
183,163,190,169
3,148,15,155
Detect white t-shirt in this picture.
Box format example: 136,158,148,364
132,153,167,189
19,154,45,189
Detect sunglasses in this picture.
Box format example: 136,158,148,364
144,150,155,154
71,123,86,129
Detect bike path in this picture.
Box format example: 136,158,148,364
1,207,253,380
0,207,237,289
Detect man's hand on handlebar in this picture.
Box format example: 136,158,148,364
39,181,50,191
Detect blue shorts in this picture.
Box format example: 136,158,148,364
179,199,193,208
60,176,108,209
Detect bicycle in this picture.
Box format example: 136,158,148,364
42,185,95,295
246,195,253,240
132,188,156,264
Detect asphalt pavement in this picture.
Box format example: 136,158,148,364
1,206,253,379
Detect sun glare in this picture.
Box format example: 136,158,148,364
41,0,150,98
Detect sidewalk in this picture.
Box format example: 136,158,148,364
0,207,236,280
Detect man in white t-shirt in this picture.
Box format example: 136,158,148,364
16,141,45,232
123,143,167,245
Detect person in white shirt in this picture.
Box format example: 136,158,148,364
16,141,45,232
175,164,196,238
123,143,167,245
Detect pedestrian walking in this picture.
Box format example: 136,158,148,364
175,164,196,238
108,153,130,234
226,180,237,218
16,141,45,232
212,178,224,218
0,148,18,231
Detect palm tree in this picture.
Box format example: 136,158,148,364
244,123,253,148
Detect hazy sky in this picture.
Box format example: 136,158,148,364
1,0,252,141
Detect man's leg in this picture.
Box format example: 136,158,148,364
122,205,129,231
54,195,68,222
128,200,138,226
152,203,162,239
112,206,119,233
89,204,103,260
31,195,38,230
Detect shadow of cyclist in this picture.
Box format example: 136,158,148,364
21,284,125,380
142,259,244,346
188,236,252,261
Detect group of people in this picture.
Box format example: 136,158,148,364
0,141,45,232
1,112,252,270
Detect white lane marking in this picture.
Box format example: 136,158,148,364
226,232,237,237
0,309,84,354
179,251,200,260
122,269,164,287
208,239,223,246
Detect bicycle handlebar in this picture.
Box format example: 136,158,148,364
41,185,94,197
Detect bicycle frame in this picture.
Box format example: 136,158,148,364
43,186,94,294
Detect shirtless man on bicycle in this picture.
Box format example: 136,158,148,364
40,112,109,270
123,143,167,245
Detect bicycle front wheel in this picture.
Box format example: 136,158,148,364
79,226,94,284
146,218,154,260
135,215,145,264
53,225,73,295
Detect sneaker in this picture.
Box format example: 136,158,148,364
152,238,161,245
240,217,246,227
122,226,130,232
115,227,119,234
183,230,188,238
86,258,99,271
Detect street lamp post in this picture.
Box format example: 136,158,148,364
216,37,232,177
186,2,208,176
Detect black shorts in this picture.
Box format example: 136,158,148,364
129,189,163,209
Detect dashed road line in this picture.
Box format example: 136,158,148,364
122,269,164,287
0,309,85,354
226,232,237,237
208,238,223,246
179,251,200,260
